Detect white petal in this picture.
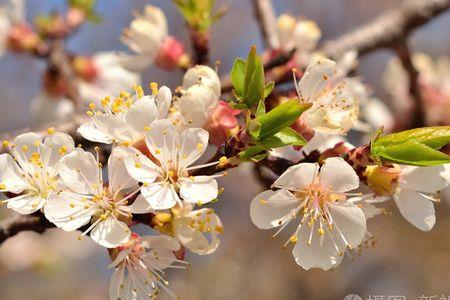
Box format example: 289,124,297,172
124,152,160,184
144,119,178,162
319,157,359,192
179,176,218,205
43,132,75,170
107,146,139,195
178,127,209,169
328,203,367,249
109,263,125,300
7,194,45,214
125,96,158,134
399,165,447,193
0,153,29,193
298,57,336,102
125,194,154,214
44,192,97,231
59,149,100,194
140,235,180,251
77,121,114,144
273,163,319,191
90,216,131,248
394,189,436,231
292,224,344,270
250,189,299,229
182,65,221,98
141,183,179,210
156,86,172,118
12,132,45,173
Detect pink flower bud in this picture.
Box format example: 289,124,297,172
204,101,240,146
155,36,186,70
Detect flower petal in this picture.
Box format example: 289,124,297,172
250,189,299,229
7,193,45,214
43,132,75,170
399,165,447,193
90,216,131,248
0,153,29,193
394,188,436,231
59,149,100,195
77,121,114,144
107,146,139,195
125,96,158,133
124,152,160,184
178,127,209,169
298,57,336,102
319,157,359,192
156,85,172,118
141,183,179,210
273,163,319,191
179,176,218,205
144,119,178,163
12,132,45,173
125,194,154,214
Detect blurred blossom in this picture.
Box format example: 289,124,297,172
30,92,75,125
0,0,24,56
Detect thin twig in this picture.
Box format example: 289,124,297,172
0,213,54,244
393,40,426,127
251,0,279,49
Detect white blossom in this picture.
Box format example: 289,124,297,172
0,0,23,56
124,119,220,210
172,203,223,255
45,146,145,248
294,56,360,134
250,157,366,270
109,233,187,300
30,92,75,125
392,165,448,231
0,132,74,215
77,51,142,106
78,84,171,145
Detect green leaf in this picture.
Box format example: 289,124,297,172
264,81,274,99
258,127,306,148
373,139,450,166
374,126,450,150
231,58,246,98
229,102,247,110
238,146,266,161
249,100,311,140
243,46,265,107
255,100,266,117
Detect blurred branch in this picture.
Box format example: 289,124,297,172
0,213,54,245
321,0,450,58
190,29,210,65
393,40,426,128
251,0,279,49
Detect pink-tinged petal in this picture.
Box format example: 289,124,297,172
179,176,218,205
250,189,299,229
394,189,436,231
59,149,100,195
90,216,131,248
399,165,447,193
319,157,359,192
141,183,179,210
273,163,319,191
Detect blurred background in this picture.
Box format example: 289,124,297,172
0,0,450,299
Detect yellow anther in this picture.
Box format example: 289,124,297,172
197,143,203,151
100,214,107,221
168,170,174,178
58,145,68,155
89,102,96,110
259,199,267,204
94,146,100,152
169,107,177,113
150,82,158,95
121,141,131,147
21,145,28,152
69,203,75,208
144,126,151,132
47,127,56,135
318,228,325,235
143,182,149,187
33,140,41,146
134,84,144,99
0,183,6,190
86,110,94,116
219,156,228,165
2,140,9,148
155,149,161,155
215,226,224,234
135,162,142,168
84,204,90,209
101,96,110,106
290,235,298,243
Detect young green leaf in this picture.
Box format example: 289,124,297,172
263,81,275,99
373,126,450,150
372,139,450,166
231,58,246,98
238,146,266,161
258,127,306,148
249,99,311,140
255,100,266,117
243,46,265,107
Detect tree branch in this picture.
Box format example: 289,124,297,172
320,0,450,58
251,0,279,49
0,213,54,245
393,39,426,128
